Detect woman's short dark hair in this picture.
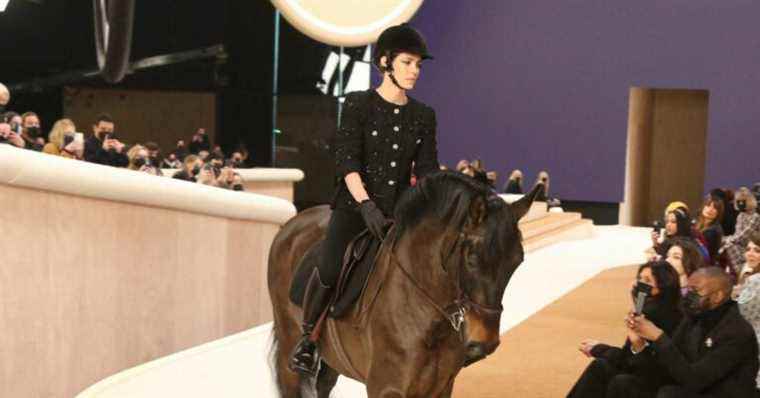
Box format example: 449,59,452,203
638,260,681,306
666,237,705,276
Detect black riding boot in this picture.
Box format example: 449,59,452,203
289,268,332,376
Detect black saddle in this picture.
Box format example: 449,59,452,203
289,229,383,318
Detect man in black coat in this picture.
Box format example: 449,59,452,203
83,114,128,167
629,267,760,398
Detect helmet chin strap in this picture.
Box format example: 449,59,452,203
388,69,406,91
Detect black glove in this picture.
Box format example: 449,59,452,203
358,200,388,240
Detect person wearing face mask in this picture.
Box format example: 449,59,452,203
736,233,760,389
723,188,760,274
568,261,682,398
627,267,759,398
20,111,45,151
502,169,524,194
289,23,439,377
42,119,83,160
84,114,128,167
0,122,25,148
172,155,202,182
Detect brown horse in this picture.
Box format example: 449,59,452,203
268,171,542,397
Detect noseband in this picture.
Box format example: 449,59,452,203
390,230,503,338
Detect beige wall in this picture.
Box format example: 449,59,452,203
0,184,278,397
63,87,216,154
621,88,709,225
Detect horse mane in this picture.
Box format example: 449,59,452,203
392,171,521,264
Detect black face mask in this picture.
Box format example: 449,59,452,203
681,290,707,317
133,157,147,168
737,200,747,212
232,184,244,191
191,165,201,175
26,126,40,137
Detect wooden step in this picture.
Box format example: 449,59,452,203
519,212,582,240
523,218,595,253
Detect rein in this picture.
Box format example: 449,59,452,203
388,231,503,338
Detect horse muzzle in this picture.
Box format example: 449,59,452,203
463,340,499,367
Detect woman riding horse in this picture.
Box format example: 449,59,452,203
289,24,440,376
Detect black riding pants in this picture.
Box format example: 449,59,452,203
318,208,367,288
567,358,656,398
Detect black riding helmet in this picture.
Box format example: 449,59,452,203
373,23,433,72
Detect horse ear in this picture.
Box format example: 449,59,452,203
511,183,544,221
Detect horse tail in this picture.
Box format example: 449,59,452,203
268,316,283,396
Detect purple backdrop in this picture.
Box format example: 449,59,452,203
404,1,760,202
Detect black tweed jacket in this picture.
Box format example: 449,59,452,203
331,89,439,217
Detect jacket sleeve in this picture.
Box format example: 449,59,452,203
334,93,365,179
652,319,755,391
725,214,760,246
84,138,100,163
413,107,439,179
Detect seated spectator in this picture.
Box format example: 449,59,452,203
664,237,705,294
711,188,737,235
42,119,83,159
567,261,682,398
126,144,159,175
216,167,244,191
734,232,760,298
144,141,161,168
502,169,523,194
3,111,21,128
470,158,484,172
696,195,725,267
162,152,182,169
84,114,128,167
652,208,695,256
0,122,25,148
173,139,188,161
0,83,9,112
20,111,45,151
227,151,244,168
172,155,201,182
198,149,210,162
736,233,760,390
196,163,218,186
486,171,498,188
189,127,210,154
455,159,470,172
211,145,225,160
535,170,550,201
723,187,760,274
628,267,759,398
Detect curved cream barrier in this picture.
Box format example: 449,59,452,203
0,145,296,224
0,145,295,397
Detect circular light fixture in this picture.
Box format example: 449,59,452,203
270,0,424,47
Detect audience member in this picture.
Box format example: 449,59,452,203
502,169,523,194
20,111,45,151
627,267,759,398
172,154,201,182
0,83,9,112
736,233,760,391
162,152,182,169
455,159,470,172
227,151,244,168
567,261,682,398
714,188,739,236
4,111,22,134
696,195,725,267
173,139,188,161
664,237,705,294
198,149,210,162
723,187,760,273
42,118,83,159
535,170,550,201
652,208,696,257
0,122,25,148
144,141,161,168
84,114,128,167
189,127,210,154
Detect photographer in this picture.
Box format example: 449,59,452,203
568,261,682,398
42,118,83,160
535,171,550,201
723,187,760,273
84,114,128,167
0,122,25,148
189,127,210,155
20,112,45,151
502,169,524,194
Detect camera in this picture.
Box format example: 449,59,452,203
652,220,663,232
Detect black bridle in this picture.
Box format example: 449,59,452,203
389,230,504,338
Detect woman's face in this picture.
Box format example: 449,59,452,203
746,241,760,268
702,202,718,221
635,267,661,297
665,213,678,236
387,52,422,90
666,246,685,276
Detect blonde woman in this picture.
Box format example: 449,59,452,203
534,170,550,201
724,187,760,272
127,144,160,175
502,169,523,194
42,118,82,159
